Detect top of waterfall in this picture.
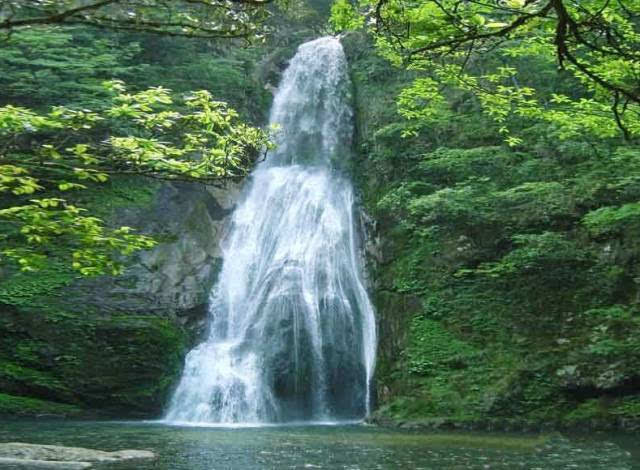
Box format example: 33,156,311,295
297,35,341,49
266,36,353,168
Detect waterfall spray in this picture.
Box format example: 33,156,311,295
165,37,376,424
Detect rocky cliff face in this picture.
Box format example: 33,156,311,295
66,181,242,334
0,179,241,418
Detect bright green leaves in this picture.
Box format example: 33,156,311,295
98,83,272,181
69,227,157,277
0,105,61,133
329,0,364,32
0,166,43,196
1,80,271,185
332,0,640,143
0,199,156,275
397,78,449,136
473,232,588,279
583,203,640,237
107,84,173,121
0,81,271,275
396,58,631,144
57,183,86,192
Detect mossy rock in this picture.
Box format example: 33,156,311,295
0,393,85,418
0,303,188,417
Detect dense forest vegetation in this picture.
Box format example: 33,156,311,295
1,0,640,430
338,0,640,429
0,3,289,416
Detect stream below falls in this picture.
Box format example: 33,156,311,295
1,420,638,469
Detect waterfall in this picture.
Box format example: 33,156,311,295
164,37,377,424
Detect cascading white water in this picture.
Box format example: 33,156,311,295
164,37,376,425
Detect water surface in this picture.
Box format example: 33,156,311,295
0,420,636,469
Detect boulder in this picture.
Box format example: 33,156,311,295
0,458,91,469
0,443,155,469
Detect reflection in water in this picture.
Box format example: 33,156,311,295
0,421,636,470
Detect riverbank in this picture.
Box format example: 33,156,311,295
368,411,640,434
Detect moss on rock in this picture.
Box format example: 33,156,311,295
0,393,85,417
0,304,188,417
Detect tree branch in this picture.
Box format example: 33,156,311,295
407,2,554,58
0,0,272,38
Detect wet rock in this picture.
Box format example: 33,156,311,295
0,458,91,469
65,181,241,321
0,443,155,468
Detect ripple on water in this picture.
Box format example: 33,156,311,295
0,421,637,469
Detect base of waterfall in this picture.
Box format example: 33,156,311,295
157,418,364,428
0,443,155,469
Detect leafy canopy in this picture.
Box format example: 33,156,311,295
0,81,272,275
0,0,272,39
0,27,145,109
331,0,640,142
0,0,278,277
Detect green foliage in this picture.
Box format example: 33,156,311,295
404,316,477,375
564,396,640,426
0,308,188,416
563,399,605,424
583,203,640,236
131,36,272,121
333,0,640,142
473,232,588,278
329,0,364,32
0,361,71,397
0,27,145,109
0,81,272,274
344,29,640,427
0,3,331,419
0,392,84,417
0,263,75,307
611,397,640,421
0,2,287,279
0,1,271,39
